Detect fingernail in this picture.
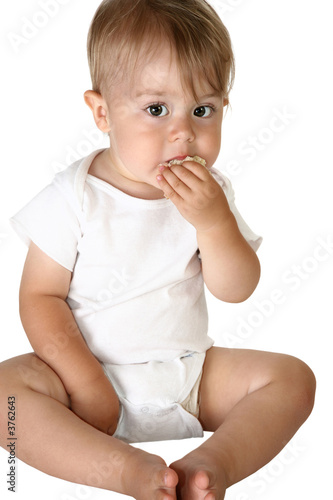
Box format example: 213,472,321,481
158,165,166,172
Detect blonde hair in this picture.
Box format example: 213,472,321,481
87,0,235,101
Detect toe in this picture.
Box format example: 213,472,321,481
163,468,179,489
194,469,217,491
156,471,178,500
204,493,217,500
194,470,211,490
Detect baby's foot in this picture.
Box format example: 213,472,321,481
170,448,227,500
121,447,178,500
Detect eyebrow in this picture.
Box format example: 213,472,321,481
135,90,221,100
200,93,221,100
135,90,168,98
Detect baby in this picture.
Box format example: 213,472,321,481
0,1,316,499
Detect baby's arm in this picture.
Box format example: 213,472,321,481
196,217,260,302
157,160,260,302
19,242,119,435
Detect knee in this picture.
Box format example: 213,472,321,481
0,353,44,391
0,353,70,406
278,355,316,421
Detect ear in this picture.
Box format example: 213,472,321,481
223,97,229,107
84,90,110,133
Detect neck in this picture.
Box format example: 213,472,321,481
89,149,165,200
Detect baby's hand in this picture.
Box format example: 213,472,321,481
157,159,232,232
70,373,120,436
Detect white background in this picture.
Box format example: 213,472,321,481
0,0,332,498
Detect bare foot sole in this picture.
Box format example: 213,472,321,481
122,448,179,500
170,449,227,500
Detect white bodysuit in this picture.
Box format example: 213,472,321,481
11,149,262,443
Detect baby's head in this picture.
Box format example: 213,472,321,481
87,0,235,103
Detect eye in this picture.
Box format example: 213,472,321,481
194,106,214,118
146,104,168,117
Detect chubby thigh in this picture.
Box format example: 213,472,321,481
197,346,309,432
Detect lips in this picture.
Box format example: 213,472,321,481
162,155,207,168
166,155,188,163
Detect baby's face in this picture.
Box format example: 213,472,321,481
103,42,224,192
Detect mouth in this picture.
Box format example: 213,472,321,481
166,155,188,163
162,155,207,168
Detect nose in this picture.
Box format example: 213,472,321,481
168,115,195,143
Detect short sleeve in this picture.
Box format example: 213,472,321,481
10,182,82,272
210,168,262,252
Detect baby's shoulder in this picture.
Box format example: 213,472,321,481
52,157,89,210
53,159,82,190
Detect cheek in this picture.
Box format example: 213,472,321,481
201,127,221,164
109,117,136,152
113,127,154,166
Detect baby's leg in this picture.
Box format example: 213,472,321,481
0,353,178,500
171,347,316,499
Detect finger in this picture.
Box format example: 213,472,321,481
168,163,204,191
179,159,211,181
160,166,193,197
156,171,184,204
178,162,223,203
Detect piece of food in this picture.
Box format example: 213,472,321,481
169,155,206,167
159,155,207,168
